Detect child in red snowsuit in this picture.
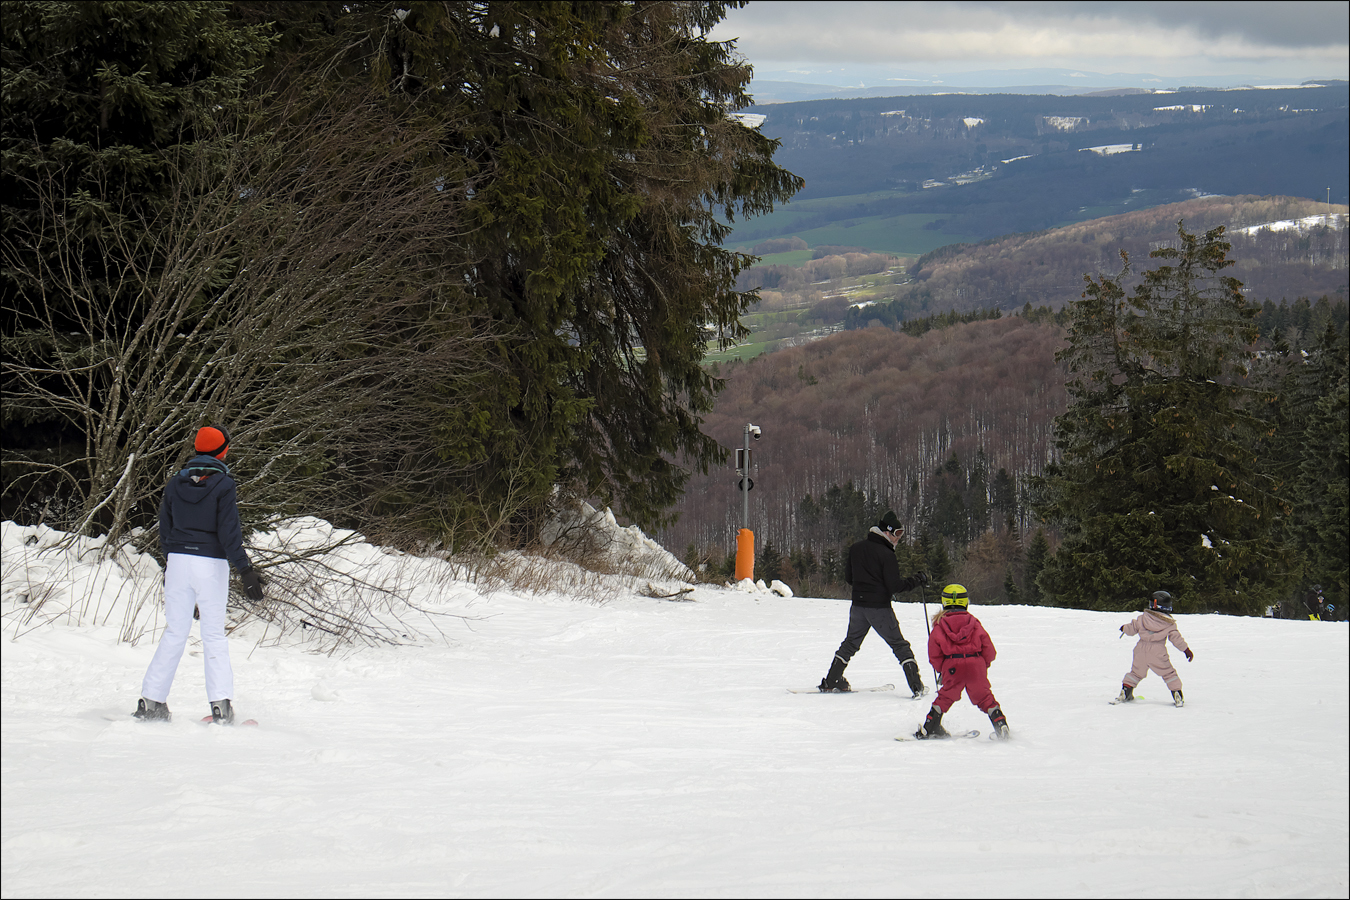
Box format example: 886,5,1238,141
915,584,1010,740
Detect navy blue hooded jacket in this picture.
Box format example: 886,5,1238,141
158,454,252,572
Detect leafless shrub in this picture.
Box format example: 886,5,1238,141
2,78,503,549
229,554,481,655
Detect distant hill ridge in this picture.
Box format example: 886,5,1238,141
895,196,1347,313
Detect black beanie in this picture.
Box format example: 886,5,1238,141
879,510,903,533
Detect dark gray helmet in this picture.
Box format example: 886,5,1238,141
1150,590,1173,613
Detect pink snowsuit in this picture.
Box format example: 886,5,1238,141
928,609,999,714
1122,611,1190,691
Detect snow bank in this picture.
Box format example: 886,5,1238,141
539,500,695,584
1,522,165,644
3,506,696,653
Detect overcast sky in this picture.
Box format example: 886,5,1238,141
710,1,1350,84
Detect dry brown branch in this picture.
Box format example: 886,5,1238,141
3,78,505,547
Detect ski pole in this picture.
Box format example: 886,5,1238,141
920,581,930,638
919,580,938,686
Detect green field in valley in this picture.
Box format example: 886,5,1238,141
729,192,985,258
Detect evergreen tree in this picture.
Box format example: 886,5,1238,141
1260,322,1350,605
1035,225,1293,613
922,531,953,585
820,547,843,585
801,481,890,549
789,547,818,583
968,448,990,536
2,1,274,515
1293,374,1349,607
237,1,802,533
1024,528,1051,604
757,540,783,585
892,535,922,575
991,468,1017,528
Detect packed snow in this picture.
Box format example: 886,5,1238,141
3,518,1347,898
1236,213,1347,236
1081,144,1140,156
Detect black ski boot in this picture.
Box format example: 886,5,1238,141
987,706,1010,740
1115,683,1135,703
133,698,171,721
210,699,235,725
818,655,850,693
902,659,927,699
915,705,949,739
1171,690,1184,708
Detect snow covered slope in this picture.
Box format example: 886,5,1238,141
2,523,1346,897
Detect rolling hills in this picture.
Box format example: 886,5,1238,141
732,84,1349,249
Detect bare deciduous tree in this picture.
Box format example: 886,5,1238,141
2,82,503,548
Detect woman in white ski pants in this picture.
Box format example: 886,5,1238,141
141,553,233,703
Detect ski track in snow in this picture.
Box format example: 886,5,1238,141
3,550,1347,896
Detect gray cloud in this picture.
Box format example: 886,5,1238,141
711,1,1349,77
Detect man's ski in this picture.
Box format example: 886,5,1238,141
788,683,895,694
199,715,259,726
895,729,981,742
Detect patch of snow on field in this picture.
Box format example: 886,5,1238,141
2,519,1347,898
1081,144,1140,156
1043,115,1086,131
1236,213,1347,235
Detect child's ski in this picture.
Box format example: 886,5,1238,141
1108,695,1144,705
788,683,895,694
199,715,259,726
895,729,981,742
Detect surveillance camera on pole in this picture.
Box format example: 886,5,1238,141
736,423,761,581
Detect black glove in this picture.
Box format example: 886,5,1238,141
1184,648,1194,662
240,568,265,602
914,571,930,586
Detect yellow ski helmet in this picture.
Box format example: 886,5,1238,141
941,584,969,609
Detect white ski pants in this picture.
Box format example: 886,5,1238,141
141,553,233,703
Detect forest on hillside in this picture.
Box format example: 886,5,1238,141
662,263,1348,616
735,196,1347,323
890,196,1348,314
659,317,1068,583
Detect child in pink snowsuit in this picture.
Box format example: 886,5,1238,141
1117,590,1193,707
914,584,1010,739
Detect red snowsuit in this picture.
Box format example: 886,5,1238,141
928,608,999,714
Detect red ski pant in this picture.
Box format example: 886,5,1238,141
934,656,999,713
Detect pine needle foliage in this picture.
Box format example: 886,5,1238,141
1034,223,1294,613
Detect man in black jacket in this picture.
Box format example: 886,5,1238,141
818,511,929,697
134,425,264,724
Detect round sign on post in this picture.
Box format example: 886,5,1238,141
738,478,754,491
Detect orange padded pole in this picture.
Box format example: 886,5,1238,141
735,528,755,581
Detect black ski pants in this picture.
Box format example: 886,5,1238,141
835,604,917,667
